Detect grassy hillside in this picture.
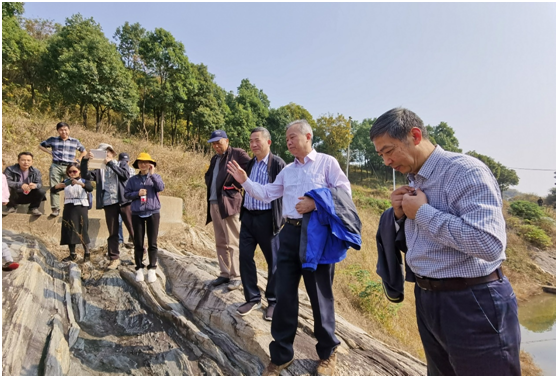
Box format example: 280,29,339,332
2,107,553,375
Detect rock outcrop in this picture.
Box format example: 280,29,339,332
2,229,426,376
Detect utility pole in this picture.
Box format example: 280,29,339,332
346,116,352,177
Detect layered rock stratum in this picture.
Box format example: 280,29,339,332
2,227,426,376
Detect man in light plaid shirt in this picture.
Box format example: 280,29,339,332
39,122,87,216
370,108,520,375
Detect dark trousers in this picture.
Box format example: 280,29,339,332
270,223,340,365
103,203,134,260
415,277,521,376
7,187,46,209
132,213,160,270
239,210,279,304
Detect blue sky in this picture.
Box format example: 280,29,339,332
23,2,556,195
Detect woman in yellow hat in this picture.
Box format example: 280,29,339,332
124,152,165,283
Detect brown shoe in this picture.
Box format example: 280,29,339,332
107,259,121,270
262,359,294,376
316,351,337,376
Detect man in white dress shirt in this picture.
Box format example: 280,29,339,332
227,120,350,376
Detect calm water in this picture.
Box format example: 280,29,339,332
518,293,556,376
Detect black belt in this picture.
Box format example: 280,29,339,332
285,218,302,227
53,161,72,166
244,208,271,216
415,268,503,292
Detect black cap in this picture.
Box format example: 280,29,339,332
118,152,130,161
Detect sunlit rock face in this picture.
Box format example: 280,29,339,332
2,230,426,376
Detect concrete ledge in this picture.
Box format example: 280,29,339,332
2,195,185,247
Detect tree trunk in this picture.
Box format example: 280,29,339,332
127,120,131,136
160,110,165,146
141,96,146,131
107,108,111,129
186,113,191,139
96,106,101,132
30,83,35,109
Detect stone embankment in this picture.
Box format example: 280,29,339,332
2,226,426,376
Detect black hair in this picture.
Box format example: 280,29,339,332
56,122,69,130
18,151,34,160
369,107,429,142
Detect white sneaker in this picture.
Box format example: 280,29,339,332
147,269,157,283
135,269,144,282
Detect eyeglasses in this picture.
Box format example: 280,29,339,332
68,170,79,174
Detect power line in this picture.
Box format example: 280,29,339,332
509,168,555,171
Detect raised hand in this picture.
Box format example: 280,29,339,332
227,160,248,184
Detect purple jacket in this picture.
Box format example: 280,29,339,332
124,173,165,216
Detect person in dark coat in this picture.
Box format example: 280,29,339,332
204,130,251,290
117,152,136,247
3,152,46,215
236,127,285,320
52,163,93,262
81,143,133,270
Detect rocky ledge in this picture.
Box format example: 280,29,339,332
2,229,426,376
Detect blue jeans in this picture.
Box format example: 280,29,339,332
415,276,521,375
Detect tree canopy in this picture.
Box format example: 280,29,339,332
1,5,521,193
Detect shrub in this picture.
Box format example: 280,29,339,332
509,200,544,221
341,264,401,323
353,195,391,215
505,216,522,230
518,225,552,249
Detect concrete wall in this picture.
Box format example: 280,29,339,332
2,191,184,247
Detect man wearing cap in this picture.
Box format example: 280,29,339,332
81,143,134,270
39,122,87,217
4,152,47,216
204,130,251,290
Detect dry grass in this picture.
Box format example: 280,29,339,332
3,106,553,373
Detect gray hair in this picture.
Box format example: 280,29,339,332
286,119,313,139
369,107,429,142
251,127,271,140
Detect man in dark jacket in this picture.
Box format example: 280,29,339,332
204,130,251,290
4,152,46,215
236,127,285,320
80,143,133,269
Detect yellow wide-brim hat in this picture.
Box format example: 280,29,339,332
132,152,157,169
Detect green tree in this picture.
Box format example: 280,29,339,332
545,187,556,208
466,151,519,193
266,102,316,162
225,79,270,150
183,63,226,145
44,14,138,130
2,2,29,81
314,113,353,165
139,28,190,145
426,122,462,152
2,2,23,19
114,22,148,135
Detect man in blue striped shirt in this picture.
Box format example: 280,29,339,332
237,127,285,320
39,122,86,216
370,108,520,375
